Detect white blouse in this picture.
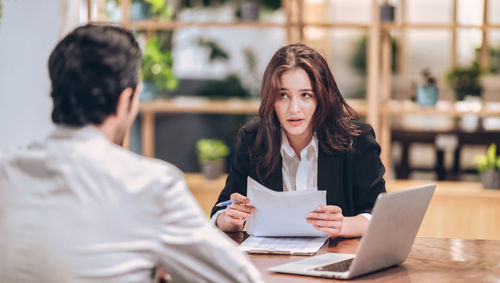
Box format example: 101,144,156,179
280,129,371,221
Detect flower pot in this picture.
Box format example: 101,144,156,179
240,1,259,21
131,1,151,20
481,170,500,189
455,87,481,101
416,85,438,107
380,3,395,23
140,81,156,102
201,159,224,180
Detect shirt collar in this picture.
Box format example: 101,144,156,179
280,128,318,159
49,125,108,142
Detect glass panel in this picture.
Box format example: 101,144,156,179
171,27,286,98
489,30,500,73
489,0,500,24
87,0,123,22
303,28,367,99
405,30,451,100
326,0,371,24
457,0,484,26
483,30,500,102
407,0,452,24
456,28,482,66
80,0,89,23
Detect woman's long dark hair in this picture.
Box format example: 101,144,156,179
249,43,365,180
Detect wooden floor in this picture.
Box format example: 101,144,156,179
184,174,500,240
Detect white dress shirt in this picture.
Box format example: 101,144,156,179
280,129,318,192
0,126,263,283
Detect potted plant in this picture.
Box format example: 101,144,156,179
196,138,230,179
475,143,500,189
141,36,178,101
416,68,438,107
445,63,482,101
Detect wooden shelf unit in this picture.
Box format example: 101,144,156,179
138,98,367,157
382,101,500,117
87,0,500,177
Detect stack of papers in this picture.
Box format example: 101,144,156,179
241,177,328,255
246,177,327,237
239,236,328,255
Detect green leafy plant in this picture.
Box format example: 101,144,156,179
474,45,500,74
144,0,174,19
141,36,178,93
196,139,230,162
420,68,436,86
197,38,229,62
475,143,500,173
195,37,252,99
445,63,482,100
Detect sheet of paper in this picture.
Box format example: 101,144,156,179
246,176,327,237
239,235,329,255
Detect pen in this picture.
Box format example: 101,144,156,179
215,200,242,207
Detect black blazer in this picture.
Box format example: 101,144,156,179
210,122,386,218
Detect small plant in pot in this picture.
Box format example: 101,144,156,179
416,68,438,107
445,63,482,101
475,143,500,189
196,139,230,179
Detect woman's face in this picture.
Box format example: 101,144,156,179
274,68,317,143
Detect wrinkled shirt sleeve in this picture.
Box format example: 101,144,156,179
157,172,263,283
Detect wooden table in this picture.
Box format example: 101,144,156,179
226,232,500,282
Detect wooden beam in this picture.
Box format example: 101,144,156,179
367,0,380,135
297,0,304,42
380,31,392,178
451,0,457,67
141,111,155,157
122,0,131,29
398,0,407,73
87,0,91,22
282,0,291,44
480,0,490,71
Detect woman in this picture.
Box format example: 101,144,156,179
210,43,386,238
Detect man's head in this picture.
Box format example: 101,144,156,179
48,24,142,144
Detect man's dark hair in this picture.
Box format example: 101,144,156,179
48,24,142,127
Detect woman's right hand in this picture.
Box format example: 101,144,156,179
216,193,255,232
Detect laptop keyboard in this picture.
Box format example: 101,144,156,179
312,258,353,272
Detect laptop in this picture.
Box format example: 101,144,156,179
268,184,436,279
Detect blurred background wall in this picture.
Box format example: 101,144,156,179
0,0,60,149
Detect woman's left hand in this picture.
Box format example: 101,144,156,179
306,205,344,238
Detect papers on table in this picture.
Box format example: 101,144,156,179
246,177,327,237
239,235,329,255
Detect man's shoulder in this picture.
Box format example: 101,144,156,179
111,147,183,182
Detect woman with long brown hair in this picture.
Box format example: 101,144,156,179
210,43,386,238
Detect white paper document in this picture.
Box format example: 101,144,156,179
246,177,327,237
239,235,329,255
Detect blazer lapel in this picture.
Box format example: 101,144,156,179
262,157,283,192
318,147,342,204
